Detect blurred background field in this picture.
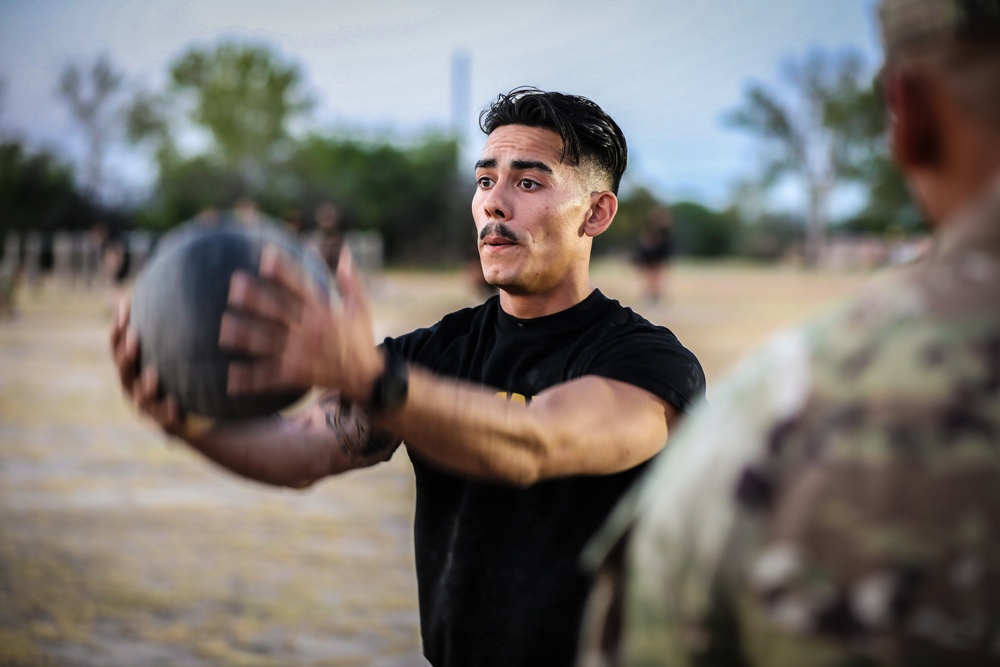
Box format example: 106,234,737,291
0,260,871,667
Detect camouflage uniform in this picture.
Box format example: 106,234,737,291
578,4,1000,663
580,181,1000,667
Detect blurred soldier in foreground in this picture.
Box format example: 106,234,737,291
580,1,1000,665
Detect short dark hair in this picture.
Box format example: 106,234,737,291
479,87,628,194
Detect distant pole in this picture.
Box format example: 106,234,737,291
450,48,472,140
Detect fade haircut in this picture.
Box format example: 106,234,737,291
479,87,628,194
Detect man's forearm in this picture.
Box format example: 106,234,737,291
176,414,334,488
176,394,396,488
378,367,671,486
379,367,546,485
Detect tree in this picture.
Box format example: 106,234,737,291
595,185,660,254
166,42,314,189
825,84,922,235
671,201,742,258
727,48,872,266
285,133,466,264
57,55,128,201
0,139,99,235
125,41,317,224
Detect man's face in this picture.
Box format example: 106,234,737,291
472,124,595,298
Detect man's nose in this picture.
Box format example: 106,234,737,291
481,185,509,220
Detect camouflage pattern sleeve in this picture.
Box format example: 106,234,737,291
580,286,1000,666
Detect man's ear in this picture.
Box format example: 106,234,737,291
582,191,618,238
887,68,942,169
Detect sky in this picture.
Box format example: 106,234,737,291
0,0,883,211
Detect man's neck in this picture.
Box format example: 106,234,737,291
498,283,595,320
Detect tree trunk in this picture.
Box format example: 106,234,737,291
804,184,828,268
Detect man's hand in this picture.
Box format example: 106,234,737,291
110,287,387,486
221,245,383,405
109,299,186,435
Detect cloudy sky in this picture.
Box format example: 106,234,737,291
0,0,882,209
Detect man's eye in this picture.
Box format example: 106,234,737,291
519,179,538,190
477,176,494,188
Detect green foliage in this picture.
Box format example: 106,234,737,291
671,201,742,258
132,156,248,231
725,48,915,263
828,85,920,231
740,213,802,261
0,139,97,235
597,185,660,253
598,189,744,259
285,133,468,263
125,41,471,263
168,42,313,181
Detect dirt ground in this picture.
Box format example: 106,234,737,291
0,259,871,667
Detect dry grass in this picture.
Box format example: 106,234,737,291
0,260,872,666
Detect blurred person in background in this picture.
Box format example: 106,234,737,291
578,1,1000,665
91,220,130,311
312,201,344,273
112,87,705,667
632,206,675,304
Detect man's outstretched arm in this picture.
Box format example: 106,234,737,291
221,247,678,487
110,301,397,488
381,369,675,486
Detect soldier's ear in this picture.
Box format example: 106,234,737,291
582,191,618,238
887,69,943,169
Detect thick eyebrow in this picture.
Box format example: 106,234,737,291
511,159,553,174
474,158,554,174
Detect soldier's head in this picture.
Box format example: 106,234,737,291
877,0,1000,222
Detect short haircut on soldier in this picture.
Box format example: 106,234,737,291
881,0,1000,133
479,87,629,195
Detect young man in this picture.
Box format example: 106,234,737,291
112,87,705,666
579,3,1000,666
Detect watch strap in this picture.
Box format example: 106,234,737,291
369,346,409,414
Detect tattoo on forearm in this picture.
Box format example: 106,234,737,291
320,395,398,460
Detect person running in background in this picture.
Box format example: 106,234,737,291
632,206,675,304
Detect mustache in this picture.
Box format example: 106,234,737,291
479,222,518,243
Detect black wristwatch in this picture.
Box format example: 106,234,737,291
369,347,409,414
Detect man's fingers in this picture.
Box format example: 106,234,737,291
109,299,129,349
336,247,371,320
259,244,319,301
131,365,182,430
113,327,141,391
110,299,133,379
125,329,140,384
228,270,303,323
219,311,288,356
227,360,309,396
160,396,184,435
138,365,161,402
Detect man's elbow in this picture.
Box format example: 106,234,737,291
283,476,321,490
472,446,551,487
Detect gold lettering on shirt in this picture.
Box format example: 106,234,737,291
495,390,531,405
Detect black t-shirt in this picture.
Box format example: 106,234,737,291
383,289,705,667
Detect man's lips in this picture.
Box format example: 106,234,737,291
479,222,519,248
481,235,516,247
